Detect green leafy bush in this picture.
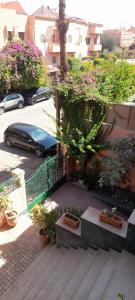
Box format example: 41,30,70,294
96,62,135,103
99,137,135,189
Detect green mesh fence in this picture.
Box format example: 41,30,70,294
26,155,64,210
0,175,19,194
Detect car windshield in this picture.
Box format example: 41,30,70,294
30,128,48,142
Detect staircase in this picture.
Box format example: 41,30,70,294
1,245,135,300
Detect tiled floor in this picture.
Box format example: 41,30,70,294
0,182,128,298
0,214,44,298
51,182,128,220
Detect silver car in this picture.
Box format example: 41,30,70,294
0,93,24,114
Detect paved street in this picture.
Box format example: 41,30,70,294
0,98,56,181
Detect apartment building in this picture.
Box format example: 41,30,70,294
26,5,103,66
0,1,28,48
104,29,135,49
0,2,103,66
87,23,103,55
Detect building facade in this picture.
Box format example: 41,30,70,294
0,2,103,66
104,29,135,49
26,5,103,66
0,1,28,48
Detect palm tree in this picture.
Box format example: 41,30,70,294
57,0,69,80
56,0,69,155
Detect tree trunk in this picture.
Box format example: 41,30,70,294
56,0,69,155
58,0,69,80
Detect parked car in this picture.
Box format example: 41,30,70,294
4,123,57,157
0,93,24,114
21,86,52,105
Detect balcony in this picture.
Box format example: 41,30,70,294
48,43,76,53
48,43,60,53
88,44,102,51
88,26,103,35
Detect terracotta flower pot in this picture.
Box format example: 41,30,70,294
99,212,123,228
0,210,6,229
63,213,80,229
50,236,56,245
39,229,50,247
5,210,17,227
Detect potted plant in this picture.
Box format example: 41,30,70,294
5,200,17,227
99,207,123,228
49,230,56,245
30,204,57,246
0,192,8,229
77,170,85,185
63,212,80,229
45,208,57,245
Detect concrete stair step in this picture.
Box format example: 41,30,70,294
58,248,98,300
1,245,68,300
87,250,121,300
72,249,110,300
102,250,135,300
37,247,90,300
25,247,79,300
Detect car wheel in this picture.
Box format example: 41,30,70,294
46,95,51,100
18,102,24,109
0,107,5,114
35,148,44,157
5,138,12,147
31,99,36,105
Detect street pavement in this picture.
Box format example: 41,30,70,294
0,98,56,181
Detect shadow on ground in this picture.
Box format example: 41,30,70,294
0,142,44,181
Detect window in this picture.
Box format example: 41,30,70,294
68,35,72,43
52,56,57,64
5,95,14,101
8,31,13,42
30,128,48,142
5,94,19,101
79,35,82,43
86,37,90,45
12,94,20,99
94,37,97,44
40,34,45,43
76,28,80,44
18,32,24,41
52,34,56,43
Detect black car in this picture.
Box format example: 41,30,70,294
4,123,57,157
21,87,52,105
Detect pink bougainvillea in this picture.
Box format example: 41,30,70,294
0,40,47,92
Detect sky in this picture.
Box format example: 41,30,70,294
13,0,135,29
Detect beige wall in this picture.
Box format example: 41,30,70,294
0,7,28,48
8,168,27,216
104,29,135,49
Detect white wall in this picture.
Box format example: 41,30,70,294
67,22,88,58
35,19,56,63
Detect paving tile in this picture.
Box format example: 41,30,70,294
0,214,43,298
